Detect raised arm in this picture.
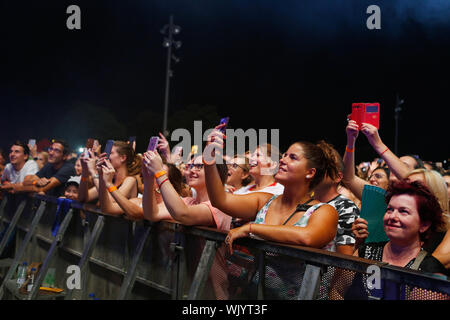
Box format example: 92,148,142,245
342,120,369,200
203,125,269,220
78,150,99,203
99,159,143,218
360,123,412,180
142,151,216,226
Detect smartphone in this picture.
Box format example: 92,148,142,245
82,138,94,158
191,145,198,154
28,139,36,147
147,136,159,151
219,117,230,134
104,140,114,159
350,103,380,130
173,146,183,156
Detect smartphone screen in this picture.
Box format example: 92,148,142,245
147,136,159,151
85,138,94,149
104,140,114,158
28,139,36,147
219,117,230,134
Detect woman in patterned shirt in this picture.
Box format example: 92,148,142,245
204,124,339,299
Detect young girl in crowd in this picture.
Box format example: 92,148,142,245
233,144,284,195
96,157,184,219
224,154,252,194
78,141,140,204
204,124,339,299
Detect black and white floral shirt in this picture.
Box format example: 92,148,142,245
327,194,360,246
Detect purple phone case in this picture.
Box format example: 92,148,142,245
147,137,159,151
219,117,229,133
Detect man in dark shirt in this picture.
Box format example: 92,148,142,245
22,140,76,197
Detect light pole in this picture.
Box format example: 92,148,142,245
161,15,182,136
394,93,404,155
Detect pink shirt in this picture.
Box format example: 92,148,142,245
182,197,232,231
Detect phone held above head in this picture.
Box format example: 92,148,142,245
218,116,230,134
349,103,379,130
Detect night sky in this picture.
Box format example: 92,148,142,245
1,1,449,165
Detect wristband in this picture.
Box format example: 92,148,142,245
249,222,253,234
158,178,169,188
107,185,118,193
380,147,389,156
32,180,37,185
81,177,88,182
154,170,167,179
345,146,354,153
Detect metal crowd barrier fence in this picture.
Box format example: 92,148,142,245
0,193,449,300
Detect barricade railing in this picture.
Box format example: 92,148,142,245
0,194,449,300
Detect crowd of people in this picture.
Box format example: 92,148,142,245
0,118,449,300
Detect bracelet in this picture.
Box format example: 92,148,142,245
345,146,354,153
81,177,88,182
380,147,389,156
107,185,118,193
32,180,37,185
249,222,253,234
93,174,99,180
154,170,167,179
158,178,169,188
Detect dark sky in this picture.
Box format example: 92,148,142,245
1,0,449,164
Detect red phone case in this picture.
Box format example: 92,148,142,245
351,103,379,129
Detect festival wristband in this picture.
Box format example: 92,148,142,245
380,147,389,156
107,185,118,193
158,178,169,188
345,146,354,153
154,170,167,179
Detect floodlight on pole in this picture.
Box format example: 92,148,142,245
161,15,182,136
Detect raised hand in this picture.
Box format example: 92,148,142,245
352,217,369,247
101,159,116,188
157,132,171,162
360,123,383,149
143,150,165,176
203,124,226,164
346,120,360,145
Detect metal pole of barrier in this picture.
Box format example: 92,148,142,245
64,215,105,300
187,240,218,300
298,263,322,300
0,200,47,299
0,199,27,256
170,225,186,300
117,222,152,300
27,208,74,300
0,197,8,221
256,250,265,300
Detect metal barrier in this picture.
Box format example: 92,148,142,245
0,194,449,300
